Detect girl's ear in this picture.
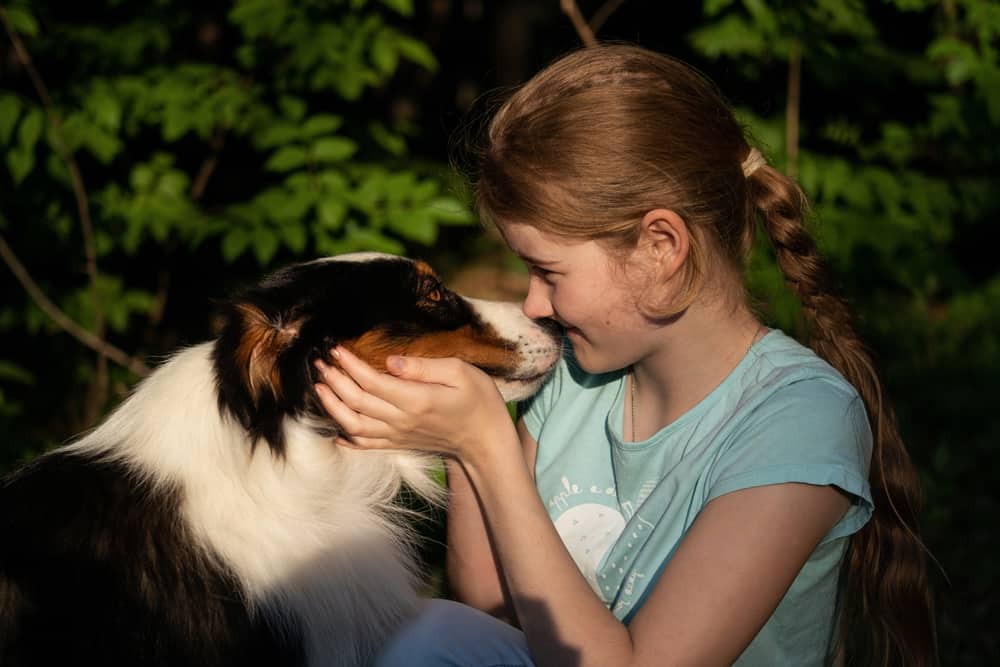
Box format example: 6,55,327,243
638,208,690,281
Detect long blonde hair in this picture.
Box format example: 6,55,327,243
471,44,936,666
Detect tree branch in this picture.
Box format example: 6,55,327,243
560,0,597,47
0,235,151,377
588,0,626,34
191,125,227,201
2,6,112,416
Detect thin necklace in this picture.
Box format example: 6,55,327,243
628,323,766,442
629,364,637,442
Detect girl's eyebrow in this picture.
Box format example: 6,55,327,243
517,253,559,266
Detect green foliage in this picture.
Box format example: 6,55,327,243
0,0,472,457
695,2,999,661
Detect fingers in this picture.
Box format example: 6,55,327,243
313,381,393,445
314,358,401,423
333,346,462,407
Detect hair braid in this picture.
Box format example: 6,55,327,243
748,164,937,667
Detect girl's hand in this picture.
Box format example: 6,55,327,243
313,346,518,467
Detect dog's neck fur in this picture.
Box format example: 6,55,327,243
63,342,441,665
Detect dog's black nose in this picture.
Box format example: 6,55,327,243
534,317,564,338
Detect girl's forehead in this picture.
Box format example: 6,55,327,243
499,222,591,262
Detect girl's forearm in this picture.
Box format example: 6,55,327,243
444,459,515,620
463,446,637,667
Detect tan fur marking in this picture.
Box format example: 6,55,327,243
234,303,302,404
344,325,517,375
412,260,436,277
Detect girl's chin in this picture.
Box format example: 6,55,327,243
565,331,629,375
564,332,605,372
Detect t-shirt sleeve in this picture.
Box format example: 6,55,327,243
705,378,874,544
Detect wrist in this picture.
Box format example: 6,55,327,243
460,427,531,496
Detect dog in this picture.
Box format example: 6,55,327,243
0,252,562,667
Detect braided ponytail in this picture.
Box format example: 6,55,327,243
747,161,937,667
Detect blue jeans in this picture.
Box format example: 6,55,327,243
375,599,535,667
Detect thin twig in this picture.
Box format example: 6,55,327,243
1,6,111,415
560,0,597,47
588,0,626,34
0,235,151,376
191,125,227,201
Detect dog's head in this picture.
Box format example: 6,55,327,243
213,253,562,453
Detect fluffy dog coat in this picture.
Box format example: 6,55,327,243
0,253,561,666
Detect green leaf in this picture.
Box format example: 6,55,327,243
266,145,308,171
369,121,406,156
222,228,251,262
17,108,43,154
317,199,347,229
7,147,35,185
0,360,33,385
704,0,737,16
371,29,400,75
255,121,302,148
388,209,437,244
302,114,344,138
379,0,414,16
279,96,308,121
280,223,308,253
5,7,39,38
87,91,123,131
312,136,357,162
344,221,405,254
85,128,123,165
688,15,769,59
251,228,280,265
0,96,21,145
162,106,191,142
426,196,475,225
394,36,438,71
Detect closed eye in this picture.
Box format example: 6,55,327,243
530,265,557,283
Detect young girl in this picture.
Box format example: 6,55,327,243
313,44,936,666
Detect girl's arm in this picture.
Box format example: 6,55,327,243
467,431,849,666
445,421,538,624
314,349,849,666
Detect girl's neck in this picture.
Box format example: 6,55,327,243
629,299,762,440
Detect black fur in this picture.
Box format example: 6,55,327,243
0,452,302,667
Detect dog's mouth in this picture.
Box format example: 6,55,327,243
506,370,551,384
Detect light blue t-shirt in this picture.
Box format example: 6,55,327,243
521,330,873,666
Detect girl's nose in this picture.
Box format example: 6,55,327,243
522,276,554,320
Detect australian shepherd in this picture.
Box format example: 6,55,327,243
0,253,561,667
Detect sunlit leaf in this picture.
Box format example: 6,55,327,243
265,145,308,171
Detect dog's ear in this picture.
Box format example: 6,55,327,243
233,303,303,406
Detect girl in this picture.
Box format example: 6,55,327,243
314,45,936,666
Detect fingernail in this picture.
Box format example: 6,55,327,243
387,356,405,372
331,347,342,359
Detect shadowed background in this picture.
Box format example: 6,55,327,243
1,1,996,663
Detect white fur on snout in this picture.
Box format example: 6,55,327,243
463,297,562,402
